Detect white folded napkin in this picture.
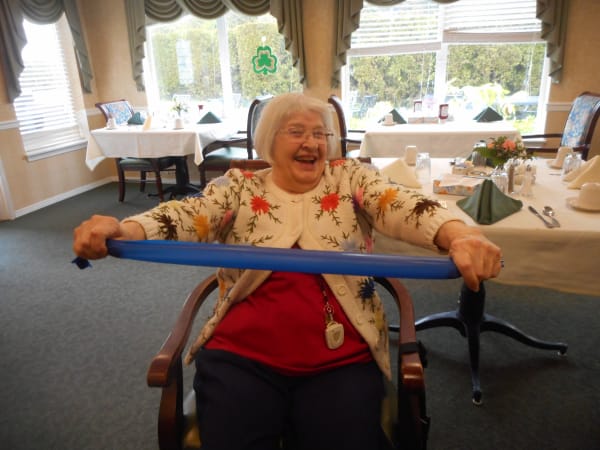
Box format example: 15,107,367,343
567,155,600,188
380,159,421,188
547,146,573,169
562,157,587,182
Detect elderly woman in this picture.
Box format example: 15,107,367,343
73,93,501,449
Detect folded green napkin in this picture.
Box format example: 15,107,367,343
456,179,522,224
379,109,406,124
197,111,221,124
390,108,406,124
127,111,144,125
473,107,503,122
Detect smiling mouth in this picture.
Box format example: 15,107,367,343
294,155,317,164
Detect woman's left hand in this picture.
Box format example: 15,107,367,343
435,221,502,292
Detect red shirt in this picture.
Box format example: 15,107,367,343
205,270,372,375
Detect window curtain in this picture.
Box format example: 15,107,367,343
270,0,305,85
334,0,567,87
0,0,93,103
126,0,305,90
537,0,568,83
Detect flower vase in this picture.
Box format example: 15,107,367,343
490,156,509,168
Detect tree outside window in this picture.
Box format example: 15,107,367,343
144,12,301,126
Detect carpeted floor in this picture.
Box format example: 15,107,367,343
1,182,599,450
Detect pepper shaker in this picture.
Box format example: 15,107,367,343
507,160,515,194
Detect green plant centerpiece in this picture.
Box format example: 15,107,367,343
474,136,531,167
171,98,188,117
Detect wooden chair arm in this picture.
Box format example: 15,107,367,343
400,352,425,392
202,138,248,157
147,275,218,387
376,277,424,391
377,277,428,449
522,132,563,140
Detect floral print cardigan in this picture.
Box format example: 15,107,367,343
126,158,457,380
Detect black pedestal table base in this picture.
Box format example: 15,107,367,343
389,282,568,404
150,156,201,199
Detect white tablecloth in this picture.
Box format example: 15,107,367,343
360,121,521,159
372,158,600,297
85,122,238,170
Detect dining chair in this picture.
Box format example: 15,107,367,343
522,91,600,161
147,273,429,450
328,95,365,158
197,95,273,187
95,99,178,202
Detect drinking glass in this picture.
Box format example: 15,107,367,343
415,152,431,184
562,153,582,177
471,150,487,167
491,166,508,194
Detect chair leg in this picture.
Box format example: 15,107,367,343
155,172,165,202
140,171,147,193
116,160,126,202
199,164,207,188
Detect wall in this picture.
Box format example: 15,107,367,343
0,0,599,218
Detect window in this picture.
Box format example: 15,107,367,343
344,0,547,133
13,16,86,160
144,11,301,126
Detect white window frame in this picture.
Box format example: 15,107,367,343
143,11,301,126
143,15,237,120
342,0,548,131
13,16,87,161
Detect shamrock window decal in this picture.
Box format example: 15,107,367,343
252,45,278,75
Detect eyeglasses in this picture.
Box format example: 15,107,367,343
278,127,333,143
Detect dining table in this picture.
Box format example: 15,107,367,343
372,157,599,297
372,156,598,403
360,121,521,159
85,121,238,197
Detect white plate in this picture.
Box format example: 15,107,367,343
567,197,600,212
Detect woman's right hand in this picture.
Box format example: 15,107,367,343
72,215,145,260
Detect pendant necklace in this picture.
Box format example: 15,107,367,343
318,277,344,350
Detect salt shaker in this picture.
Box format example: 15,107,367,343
520,165,534,197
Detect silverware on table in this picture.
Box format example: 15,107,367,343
543,206,561,227
528,206,556,228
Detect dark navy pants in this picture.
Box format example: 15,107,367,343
194,349,385,450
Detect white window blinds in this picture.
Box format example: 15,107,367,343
352,0,541,49
444,0,540,34
352,1,440,48
14,18,85,159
